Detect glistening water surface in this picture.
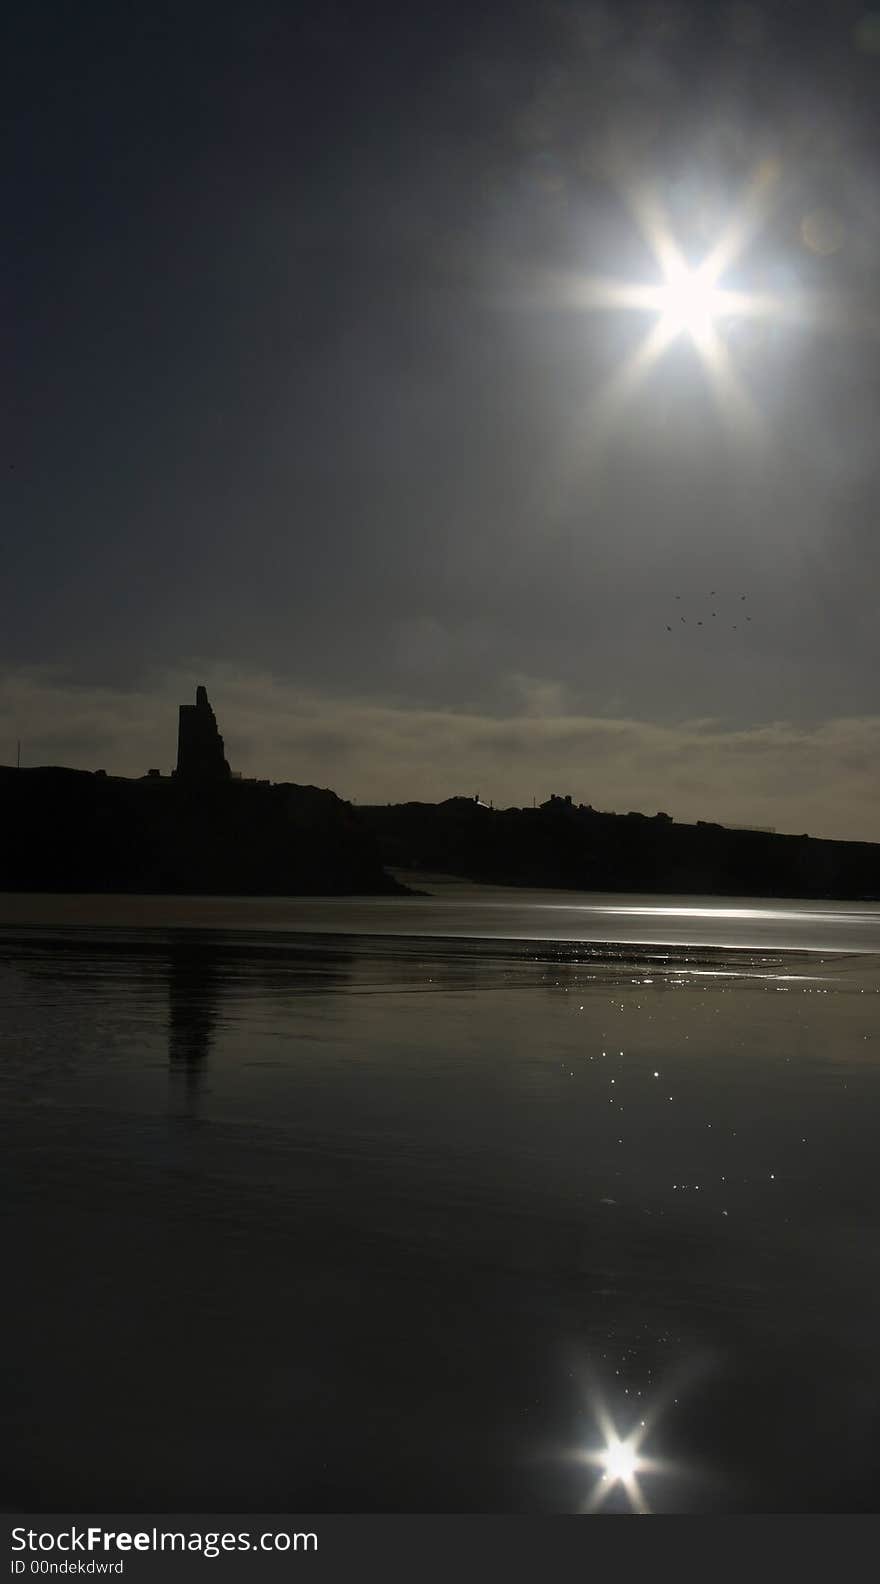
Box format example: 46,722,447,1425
2,888,880,1511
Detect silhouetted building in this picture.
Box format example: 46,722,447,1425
175,685,231,781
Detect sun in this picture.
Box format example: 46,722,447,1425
653,264,723,340
542,164,795,448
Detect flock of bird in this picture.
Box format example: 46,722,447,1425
666,592,753,632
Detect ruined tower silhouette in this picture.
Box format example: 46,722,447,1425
175,686,231,780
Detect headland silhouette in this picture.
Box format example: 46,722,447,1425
360,794,880,902
2,688,878,900
0,686,403,897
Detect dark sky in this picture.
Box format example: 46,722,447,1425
6,1,880,837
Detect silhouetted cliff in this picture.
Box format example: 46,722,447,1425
357,797,880,901
0,767,404,895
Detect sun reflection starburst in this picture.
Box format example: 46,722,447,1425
602,1434,639,1483
561,1366,697,1514
580,1412,660,1513
552,1354,720,1514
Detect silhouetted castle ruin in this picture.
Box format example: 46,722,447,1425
0,679,401,894
175,685,230,781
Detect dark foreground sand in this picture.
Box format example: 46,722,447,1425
2,907,880,1511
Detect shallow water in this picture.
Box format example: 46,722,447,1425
3,889,880,1511
4,880,880,952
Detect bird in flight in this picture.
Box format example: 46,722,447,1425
666,588,753,632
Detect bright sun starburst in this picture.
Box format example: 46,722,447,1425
653,264,724,339
540,160,794,451
515,157,866,512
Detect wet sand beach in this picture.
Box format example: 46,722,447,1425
3,888,880,1511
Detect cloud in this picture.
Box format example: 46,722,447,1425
1,662,878,843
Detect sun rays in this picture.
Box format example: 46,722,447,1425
494,149,873,528
563,1362,710,1514
651,263,726,340
572,164,789,446
577,1393,669,1514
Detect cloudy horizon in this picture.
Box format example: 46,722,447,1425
2,664,878,844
